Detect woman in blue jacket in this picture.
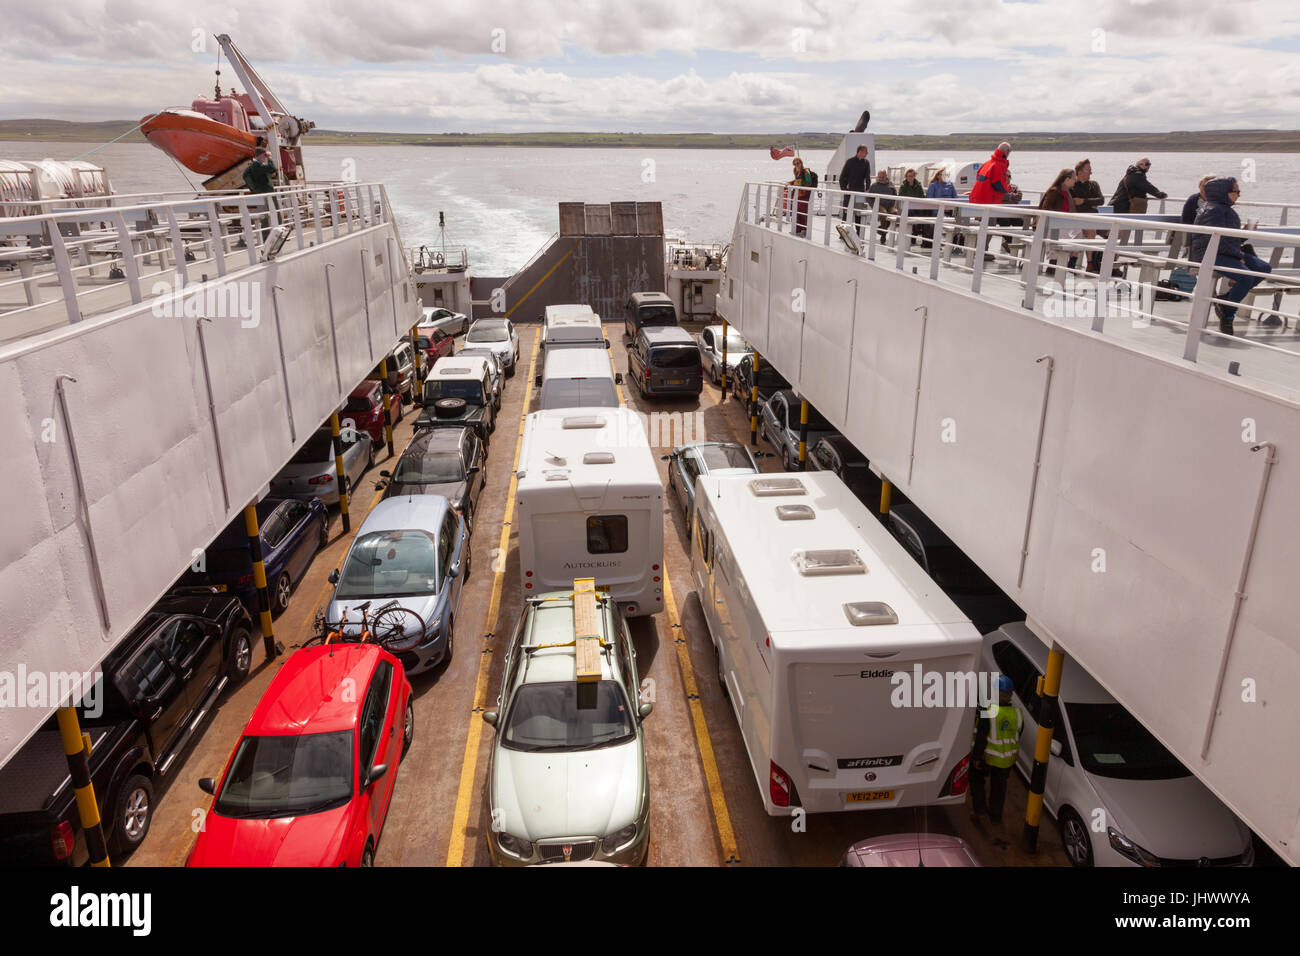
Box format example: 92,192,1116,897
1190,177,1271,336
918,168,958,249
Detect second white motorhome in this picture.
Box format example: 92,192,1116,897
691,471,982,815
536,346,622,410
542,304,608,351
516,407,664,616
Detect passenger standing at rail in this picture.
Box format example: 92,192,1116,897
968,142,1012,205
899,168,926,246
838,144,872,224
1109,157,1167,214
1070,159,1106,272
969,675,1022,825
1039,168,1079,275
1190,177,1272,337
242,147,277,241
867,170,898,243
788,157,815,238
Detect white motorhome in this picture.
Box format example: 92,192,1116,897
691,471,982,815
542,304,608,351
536,346,622,410
516,407,664,617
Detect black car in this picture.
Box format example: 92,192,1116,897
380,426,486,528
0,591,253,864
884,503,1024,634
730,353,791,415
627,326,703,397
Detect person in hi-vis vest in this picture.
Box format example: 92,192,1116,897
970,674,1023,824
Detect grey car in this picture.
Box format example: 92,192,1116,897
421,306,470,337
759,389,837,471
269,425,374,506
465,318,520,376
663,441,764,537
380,426,486,530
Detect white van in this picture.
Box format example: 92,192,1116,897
516,407,664,617
536,346,622,410
542,304,608,351
691,471,982,815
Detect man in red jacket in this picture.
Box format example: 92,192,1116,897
969,142,1011,204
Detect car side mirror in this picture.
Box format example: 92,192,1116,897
198,777,216,795
638,701,654,719
329,569,340,584
450,561,461,578
1049,738,1063,758
615,373,623,384
482,710,499,728
605,339,611,350
366,763,388,787
535,374,543,387
379,469,391,478
660,454,670,461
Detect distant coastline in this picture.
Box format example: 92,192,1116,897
2,119,1298,152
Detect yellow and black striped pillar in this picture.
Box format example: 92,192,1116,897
379,358,395,457
749,352,760,447
331,412,352,533
719,318,728,401
243,502,277,660
56,707,109,867
1023,644,1065,852
880,479,892,516
410,324,423,399
798,399,809,470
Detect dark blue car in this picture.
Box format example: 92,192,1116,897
184,497,329,616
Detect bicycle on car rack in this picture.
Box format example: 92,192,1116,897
308,600,426,653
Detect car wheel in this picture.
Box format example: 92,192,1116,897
464,548,472,583
1059,808,1094,867
361,841,375,867
463,500,474,536
110,774,154,857
710,365,719,386
227,626,253,683
506,360,516,378
366,440,376,470
272,571,292,617
402,699,414,757
443,616,454,663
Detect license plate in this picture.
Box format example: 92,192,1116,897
845,790,894,803
667,379,685,386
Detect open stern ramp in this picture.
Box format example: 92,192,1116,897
0,183,418,764
716,182,1300,864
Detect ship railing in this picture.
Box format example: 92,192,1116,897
0,182,398,337
409,244,469,273
498,232,559,295
0,188,245,218
740,181,1300,398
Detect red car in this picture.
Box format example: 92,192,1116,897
345,380,403,445
415,326,455,369
187,642,413,867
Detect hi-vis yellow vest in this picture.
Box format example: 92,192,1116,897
976,704,1022,769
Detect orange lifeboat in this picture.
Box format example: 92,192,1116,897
140,94,261,176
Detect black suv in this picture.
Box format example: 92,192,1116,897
0,591,253,864
730,353,791,416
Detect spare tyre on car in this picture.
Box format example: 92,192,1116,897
435,397,466,418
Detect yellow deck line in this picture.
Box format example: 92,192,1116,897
445,328,540,867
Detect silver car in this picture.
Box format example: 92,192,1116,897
696,324,752,387
420,305,470,337
759,389,838,471
664,441,764,537
456,347,504,410
465,318,520,376
483,586,651,866
270,425,374,506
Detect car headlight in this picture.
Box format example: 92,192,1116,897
601,823,638,854
497,832,532,858
425,617,442,639
1108,827,1160,866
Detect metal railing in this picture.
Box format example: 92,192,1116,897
741,181,1300,395
0,182,395,336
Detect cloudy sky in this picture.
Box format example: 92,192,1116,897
2,0,1298,134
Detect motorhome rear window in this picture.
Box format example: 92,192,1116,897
749,477,806,497
793,549,866,576
587,515,628,554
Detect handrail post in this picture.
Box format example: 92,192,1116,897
1184,233,1221,362
928,203,944,279
867,197,879,261
971,208,991,293
895,199,909,270
1092,231,1121,333
1021,213,1050,310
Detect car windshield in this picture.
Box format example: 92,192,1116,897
334,530,440,598
467,326,509,343
651,346,699,369
1064,703,1189,780
502,680,635,752
638,305,676,325
393,450,463,484
213,731,353,819
720,331,749,353
699,444,755,471
290,430,337,464
344,394,374,413
423,379,484,403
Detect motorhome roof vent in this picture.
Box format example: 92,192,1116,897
542,468,570,481
562,415,606,429
583,451,615,464
792,549,866,576
439,366,471,375
843,601,898,626
775,504,815,520
749,477,806,498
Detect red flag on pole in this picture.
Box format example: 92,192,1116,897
769,145,796,160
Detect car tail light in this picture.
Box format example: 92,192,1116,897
644,367,651,380
51,820,75,860
653,576,660,582
309,475,334,485
525,570,532,577
525,583,532,589
626,604,637,615
652,564,659,571
770,761,793,808
940,754,970,798
236,573,254,588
